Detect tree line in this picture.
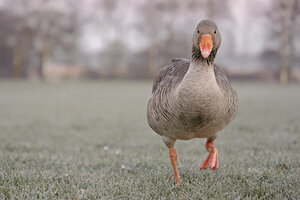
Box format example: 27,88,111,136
0,0,299,83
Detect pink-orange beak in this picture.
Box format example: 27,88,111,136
199,34,213,58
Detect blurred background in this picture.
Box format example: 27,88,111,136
1,1,300,198
0,0,299,83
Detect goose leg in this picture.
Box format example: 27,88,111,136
169,147,181,185
200,140,219,170
162,136,181,185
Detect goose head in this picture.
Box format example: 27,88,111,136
192,20,221,64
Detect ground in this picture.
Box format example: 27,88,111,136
0,81,299,199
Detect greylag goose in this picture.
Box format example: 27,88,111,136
147,20,238,185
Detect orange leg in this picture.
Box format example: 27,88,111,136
200,140,219,170
169,147,181,185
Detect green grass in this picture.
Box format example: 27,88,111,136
0,80,299,199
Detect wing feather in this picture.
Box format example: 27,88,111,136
152,58,190,93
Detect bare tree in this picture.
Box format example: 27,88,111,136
266,0,300,84
139,0,163,78
0,0,80,79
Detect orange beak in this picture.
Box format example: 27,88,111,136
199,35,213,58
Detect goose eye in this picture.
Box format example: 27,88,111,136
214,30,217,34
197,30,199,34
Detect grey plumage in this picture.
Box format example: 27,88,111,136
147,58,238,142
147,20,238,146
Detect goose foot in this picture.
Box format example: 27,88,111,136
200,140,219,170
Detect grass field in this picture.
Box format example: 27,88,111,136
0,80,299,199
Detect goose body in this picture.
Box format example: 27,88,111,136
147,59,238,141
146,20,238,185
